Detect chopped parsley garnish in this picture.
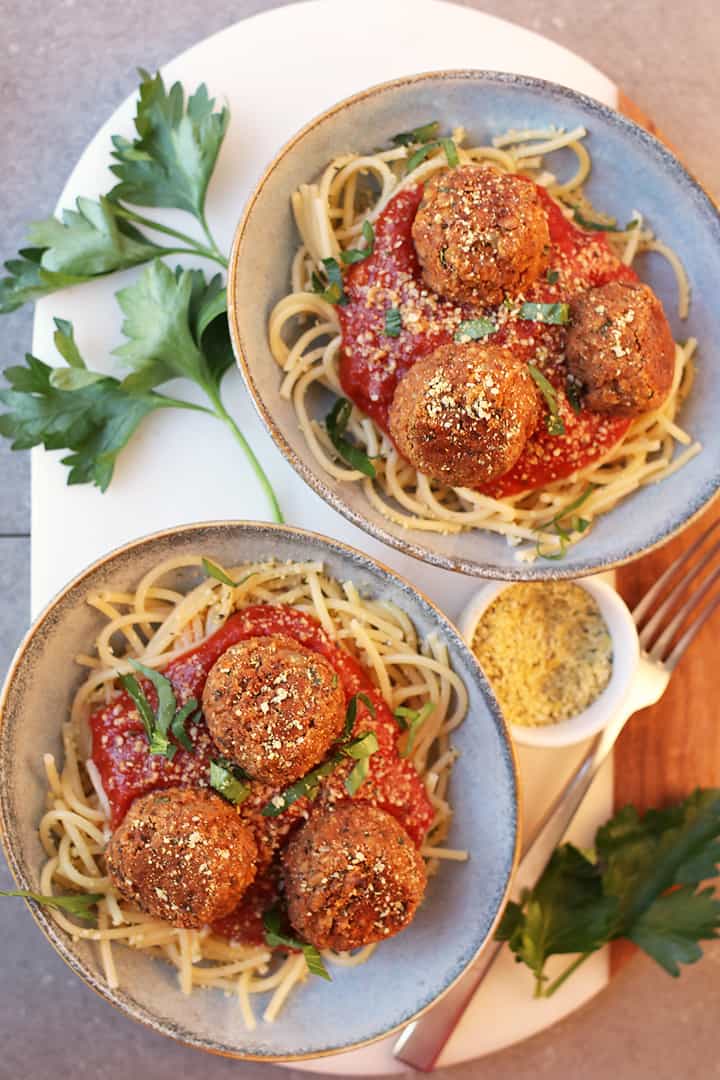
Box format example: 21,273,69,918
209,758,251,805
119,658,198,759
406,138,459,174
261,692,379,815
311,257,348,306
384,307,403,338
391,121,440,147
535,485,597,559
394,702,436,758
546,269,560,284
263,904,331,980
519,302,570,325
496,788,720,996
0,888,103,923
340,221,375,265
565,376,583,415
171,699,200,752
527,364,565,436
454,317,497,343
324,397,376,477
201,557,253,589
572,208,640,233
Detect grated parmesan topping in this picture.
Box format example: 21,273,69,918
471,582,612,726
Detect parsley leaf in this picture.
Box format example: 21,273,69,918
209,759,251,804
109,70,229,226
311,257,347,306
262,692,379,815
114,261,230,394
391,121,439,147
263,905,331,980
497,789,720,995
0,888,103,923
546,269,560,284
119,658,200,759
527,364,565,436
170,699,199,752
406,139,458,174
340,221,375,265
384,307,403,338
572,208,640,233
325,397,376,478
394,702,435,758
0,201,161,315
519,302,569,325
454,318,497,343
201,557,254,589
0,321,182,491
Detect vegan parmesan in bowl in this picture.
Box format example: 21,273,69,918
471,582,613,727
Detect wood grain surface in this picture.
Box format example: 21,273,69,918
611,95,720,972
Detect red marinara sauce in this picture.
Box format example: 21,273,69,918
90,605,434,944
338,182,637,497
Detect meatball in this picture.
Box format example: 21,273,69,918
283,803,427,951
106,787,257,928
202,635,345,786
412,164,550,304
566,281,675,416
388,342,540,487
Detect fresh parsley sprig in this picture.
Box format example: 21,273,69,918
261,692,379,816
263,904,331,980
0,70,283,523
519,302,570,325
497,789,720,997
311,257,348,306
324,397,376,478
0,888,103,923
201,557,254,589
572,208,640,234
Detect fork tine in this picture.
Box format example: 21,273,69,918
649,559,720,663
636,526,720,648
662,588,720,670
632,517,720,628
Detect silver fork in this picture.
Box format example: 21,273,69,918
394,517,720,1072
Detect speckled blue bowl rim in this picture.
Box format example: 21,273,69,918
229,69,720,582
0,520,519,1062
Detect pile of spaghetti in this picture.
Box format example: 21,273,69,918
38,555,467,1028
269,125,699,559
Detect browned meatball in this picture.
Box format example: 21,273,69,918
388,342,540,487
202,635,345,786
106,787,257,928
283,803,427,951
412,165,550,304
566,281,675,416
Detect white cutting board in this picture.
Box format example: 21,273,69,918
30,0,618,1069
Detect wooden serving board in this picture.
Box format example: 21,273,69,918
612,95,720,971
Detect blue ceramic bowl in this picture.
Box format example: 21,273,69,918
0,522,518,1061
230,71,720,580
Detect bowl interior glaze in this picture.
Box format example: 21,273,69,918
0,522,518,1061
229,70,720,580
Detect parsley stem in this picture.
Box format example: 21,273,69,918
542,952,593,997
112,206,228,267
204,385,284,524
198,210,229,269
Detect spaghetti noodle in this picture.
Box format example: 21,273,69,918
38,555,466,1028
268,126,699,560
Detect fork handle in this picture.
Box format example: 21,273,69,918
394,659,668,1072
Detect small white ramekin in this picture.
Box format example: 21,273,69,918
459,578,640,748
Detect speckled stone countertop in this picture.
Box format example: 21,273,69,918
1,1,719,1077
